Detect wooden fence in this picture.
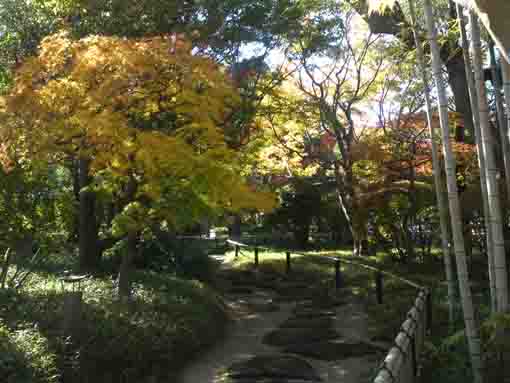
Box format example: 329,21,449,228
225,239,431,383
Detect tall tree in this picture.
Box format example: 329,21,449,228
0,0,304,268
290,9,384,255
4,32,275,288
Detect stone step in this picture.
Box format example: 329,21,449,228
284,339,381,361
226,355,322,382
263,327,340,347
279,316,333,329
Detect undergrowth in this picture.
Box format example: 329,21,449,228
0,250,228,383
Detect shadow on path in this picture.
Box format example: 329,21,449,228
178,258,384,383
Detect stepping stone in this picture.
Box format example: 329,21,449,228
292,308,336,319
228,286,255,294
294,297,345,310
262,327,340,347
280,316,333,329
248,299,280,313
226,355,322,382
284,339,381,361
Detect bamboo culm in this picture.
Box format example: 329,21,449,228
456,3,498,313
469,11,509,314
423,1,484,382
408,0,456,324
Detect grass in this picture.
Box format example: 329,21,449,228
0,251,229,383
225,248,342,288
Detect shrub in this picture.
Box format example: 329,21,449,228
176,240,216,281
0,322,59,383
0,268,228,383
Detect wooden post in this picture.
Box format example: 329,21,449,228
335,259,342,289
62,291,83,336
426,289,433,332
286,251,291,274
411,335,417,377
376,272,383,304
235,245,239,258
254,247,259,268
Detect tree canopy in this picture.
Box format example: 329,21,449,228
3,32,275,235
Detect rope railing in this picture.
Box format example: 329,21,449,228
225,238,432,383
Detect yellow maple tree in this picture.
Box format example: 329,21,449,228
4,31,275,232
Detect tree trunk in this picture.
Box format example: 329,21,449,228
423,2,484,382
443,48,474,142
408,0,456,324
230,215,242,240
333,159,362,256
353,238,362,257
78,157,100,271
295,223,310,249
65,159,80,243
200,217,210,237
457,3,498,313
405,142,417,261
106,202,115,227
470,12,509,314
118,233,137,300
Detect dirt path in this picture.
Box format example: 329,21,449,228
178,289,296,383
177,260,383,383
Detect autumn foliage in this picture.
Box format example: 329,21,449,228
3,32,275,231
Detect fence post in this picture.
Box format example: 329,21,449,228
235,245,239,258
254,247,259,268
411,335,417,377
375,272,383,304
426,289,432,333
286,251,291,274
62,291,83,336
335,259,342,289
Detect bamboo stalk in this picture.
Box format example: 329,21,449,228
408,0,456,324
423,1,484,382
469,11,509,314
0,248,11,289
456,3,498,313
488,41,510,204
